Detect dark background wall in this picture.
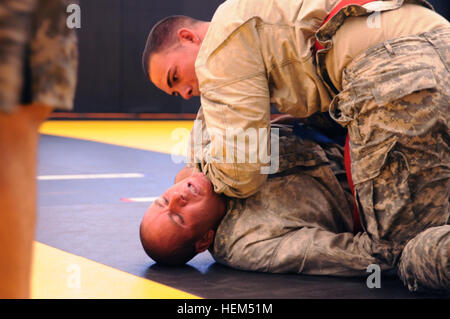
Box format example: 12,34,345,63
74,0,224,114
72,0,449,114
430,0,449,21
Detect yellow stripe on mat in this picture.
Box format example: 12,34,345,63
31,242,200,299
39,121,194,156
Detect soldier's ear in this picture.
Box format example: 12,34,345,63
194,229,215,253
177,28,200,45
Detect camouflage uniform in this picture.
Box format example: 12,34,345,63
188,106,449,289
195,0,440,199
329,28,450,291
211,128,395,276
0,0,78,113
398,225,450,292
190,0,450,291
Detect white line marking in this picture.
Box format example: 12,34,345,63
121,197,158,203
37,173,145,180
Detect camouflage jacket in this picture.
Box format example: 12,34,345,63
204,124,392,276
195,0,433,198
0,0,78,113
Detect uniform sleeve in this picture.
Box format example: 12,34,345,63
216,222,391,277
200,76,272,198
212,162,393,276
267,228,390,276
197,22,272,198
0,0,37,113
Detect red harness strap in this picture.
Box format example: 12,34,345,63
315,0,377,233
345,135,363,233
314,0,377,52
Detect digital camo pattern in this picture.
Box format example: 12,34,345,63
191,1,448,290
329,28,450,279
0,0,78,113
196,0,433,198
212,135,394,277
398,225,449,292
315,0,433,94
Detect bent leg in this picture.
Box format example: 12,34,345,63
330,30,450,268
354,133,450,266
398,225,450,292
0,103,52,298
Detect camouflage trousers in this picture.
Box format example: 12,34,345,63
398,225,449,293
330,28,450,291
0,0,78,113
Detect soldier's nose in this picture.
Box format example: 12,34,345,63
169,192,187,210
181,86,193,100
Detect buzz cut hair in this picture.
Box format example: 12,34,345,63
142,15,201,81
139,219,197,266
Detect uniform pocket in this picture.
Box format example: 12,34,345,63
370,67,437,107
350,137,397,185
355,148,412,244
340,65,438,183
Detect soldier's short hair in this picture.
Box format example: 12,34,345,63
139,220,197,266
142,15,200,81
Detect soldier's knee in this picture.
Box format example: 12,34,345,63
0,103,52,143
24,103,53,127
397,225,450,292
